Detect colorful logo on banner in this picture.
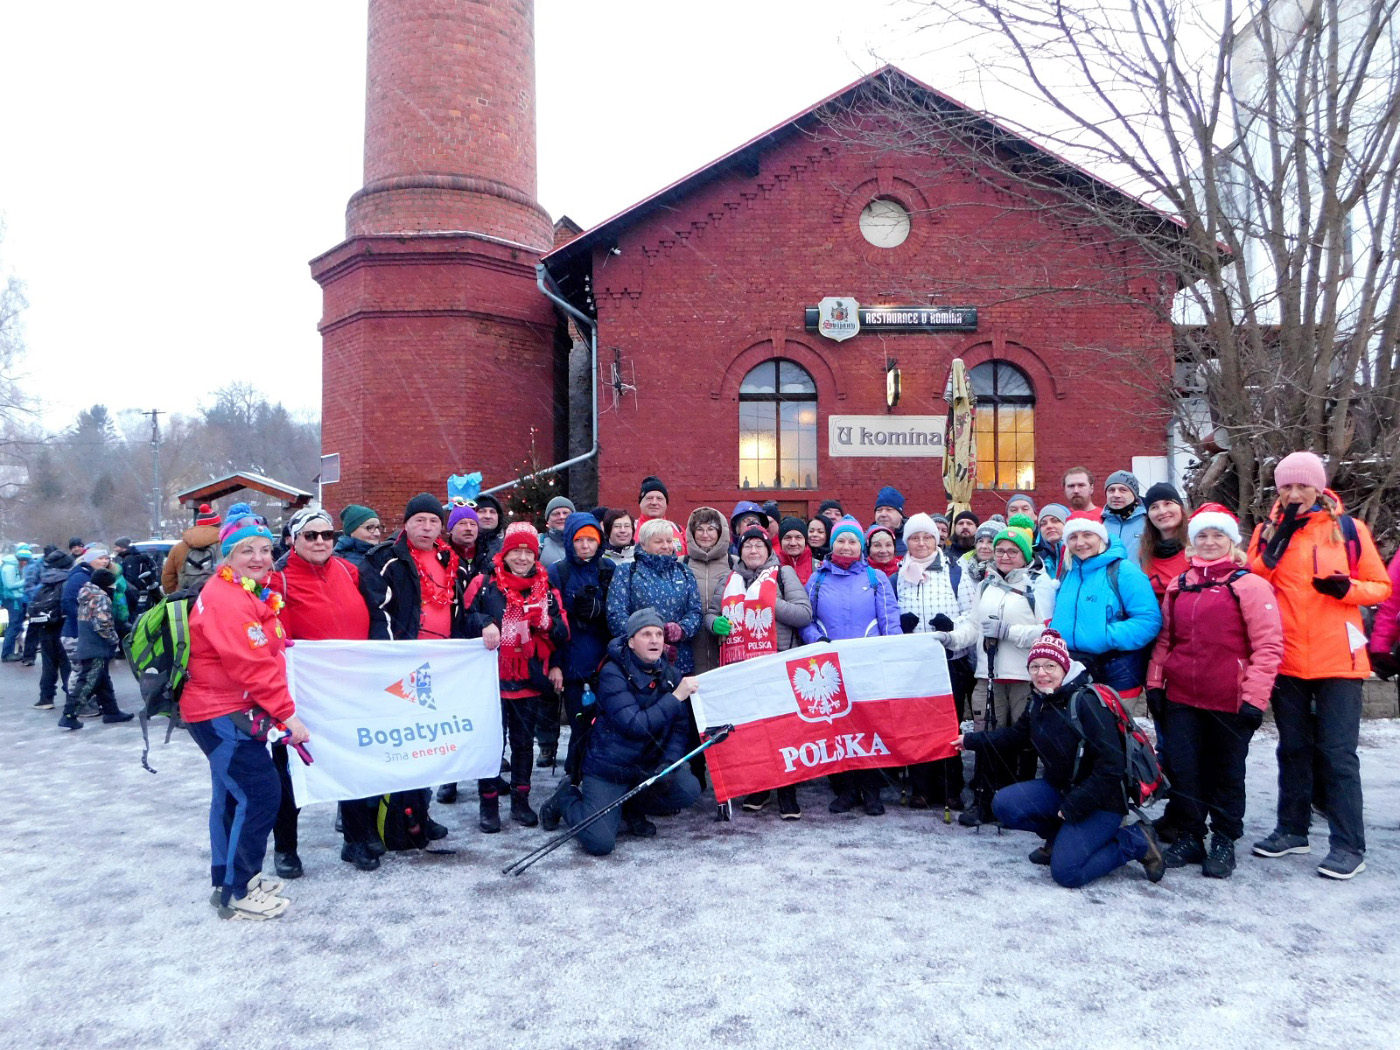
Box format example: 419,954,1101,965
787,653,851,723
385,662,436,711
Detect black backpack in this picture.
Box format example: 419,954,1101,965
27,580,64,624
178,545,219,592
376,789,431,851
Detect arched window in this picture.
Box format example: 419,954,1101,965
971,361,1035,490
739,359,818,490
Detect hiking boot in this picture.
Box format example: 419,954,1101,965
341,841,382,872
274,851,303,879
539,780,575,832
510,788,538,828
828,790,861,814
862,788,885,816
78,700,102,719
1252,830,1310,858
217,884,289,921
1202,833,1236,879
1138,823,1166,883
478,793,501,834
1028,843,1053,866
777,786,801,820
423,816,449,840
32,698,54,710
536,747,556,769
622,811,657,837
1316,849,1366,880
1162,834,1206,869
57,713,83,731
742,791,771,812
101,709,135,724
365,837,386,859
436,783,459,804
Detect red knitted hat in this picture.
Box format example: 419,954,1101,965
500,521,540,557
195,503,221,528
1027,629,1071,673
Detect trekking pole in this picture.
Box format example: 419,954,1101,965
502,724,735,877
981,637,1001,834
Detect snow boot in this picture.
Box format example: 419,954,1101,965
862,787,885,816
274,851,303,879
1138,823,1166,883
510,787,538,827
436,783,459,804
340,841,381,872
539,779,575,832
1163,834,1206,869
536,746,557,769
1202,833,1236,879
478,792,501,834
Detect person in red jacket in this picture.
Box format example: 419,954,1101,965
181,514,308,921
1245,451,1392,879
267,507,382,873
1139,482,1191,597
1146,505,1283,878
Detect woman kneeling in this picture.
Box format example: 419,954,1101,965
956,630,1165,888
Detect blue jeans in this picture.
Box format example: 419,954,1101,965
562,768,701,856
993,778,1149,888
187,716,282,905
1,599,23,660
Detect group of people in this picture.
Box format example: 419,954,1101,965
12,452,1397,919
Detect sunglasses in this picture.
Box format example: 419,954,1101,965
299,530,338,542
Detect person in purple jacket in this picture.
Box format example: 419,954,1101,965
801,516,901,815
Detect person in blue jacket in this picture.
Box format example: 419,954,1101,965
539,608,701,855
605,519,702,672
800,516,901,815
1049,514,1162,714
1101,470,1148,567
61,547,112,697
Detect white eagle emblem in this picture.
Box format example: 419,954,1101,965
744,605,774,635
789,655,851,723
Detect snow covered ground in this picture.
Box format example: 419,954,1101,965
5,662,1399,1050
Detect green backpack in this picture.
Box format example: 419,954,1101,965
124,589,198,772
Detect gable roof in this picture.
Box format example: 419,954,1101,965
542,64,1193,314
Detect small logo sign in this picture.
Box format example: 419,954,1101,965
385,661,437,711
787,653,852,723
817,297,861,342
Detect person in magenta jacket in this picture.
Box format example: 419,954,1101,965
1146,505,1283,879
1368,548,1400,680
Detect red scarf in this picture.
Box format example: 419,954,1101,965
492,555,553,682
778,546,813,585
868,553,899,577
829,552,859,571
718,568,780,665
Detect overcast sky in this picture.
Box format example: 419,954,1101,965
0,1,990,430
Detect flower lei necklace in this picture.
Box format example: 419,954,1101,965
217,564,285,613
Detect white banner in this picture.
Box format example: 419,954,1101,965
285,639,504,806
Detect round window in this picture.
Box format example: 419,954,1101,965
859,198,911,248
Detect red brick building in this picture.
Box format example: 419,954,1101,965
316,3,1183,522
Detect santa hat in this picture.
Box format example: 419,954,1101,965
195,503,221,528
1188,502,1241,545
1062,512,1109,545
500,521,540,557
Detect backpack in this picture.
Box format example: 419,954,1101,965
124,589,199,772
1066,683,1168,816
177,544,218,592
376,789,431,851
27,579,64,624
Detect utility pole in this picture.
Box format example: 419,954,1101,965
146,409,163,537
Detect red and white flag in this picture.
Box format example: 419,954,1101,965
692,633,958,803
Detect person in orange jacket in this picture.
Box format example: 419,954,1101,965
1245,451,1392,880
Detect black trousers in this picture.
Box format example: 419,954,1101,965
1272,675,1365,855
534,689,566,750
38,625,70,702
1158,700,1256,841
272,744,300,853
479,693,543,796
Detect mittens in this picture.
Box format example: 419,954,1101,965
899,612,920,634
712,616,733,637
1311,574,1351,599
1238,703,1265,731
663,621,684,644
930,613,955,633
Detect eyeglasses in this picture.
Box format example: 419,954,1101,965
300,530,338,543
994,548,1022,558
361,524,384,533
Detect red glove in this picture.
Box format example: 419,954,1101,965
664,643,679,663
663,621,684,644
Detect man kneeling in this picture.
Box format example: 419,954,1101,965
540,609,701,855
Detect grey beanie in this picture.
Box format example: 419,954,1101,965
975,522,1001,544
80,546,111,565
546,496,576,519
625,607,666,638
1105,470,1141,499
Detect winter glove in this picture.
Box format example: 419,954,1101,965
929,613,955,633
1146,688,1168,712
571,585,604,622
899,612,920,635
981,617,1008,640
663,621,684,644
1372,649,1400,681
930,631,952,648
1261,503,1305,569
1238,703,1265,731
1311,574,1352,599
663,643,679,664
711,615,733,637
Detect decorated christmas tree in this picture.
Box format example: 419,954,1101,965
502,427,559,530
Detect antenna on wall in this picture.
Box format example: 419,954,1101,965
609,347,637,410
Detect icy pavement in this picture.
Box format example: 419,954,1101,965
3,661,1398,1050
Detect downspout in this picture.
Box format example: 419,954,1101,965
481,262,599,497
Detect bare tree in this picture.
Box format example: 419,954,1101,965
825,0,1400,542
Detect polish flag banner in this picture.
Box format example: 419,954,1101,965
691,633,958,803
